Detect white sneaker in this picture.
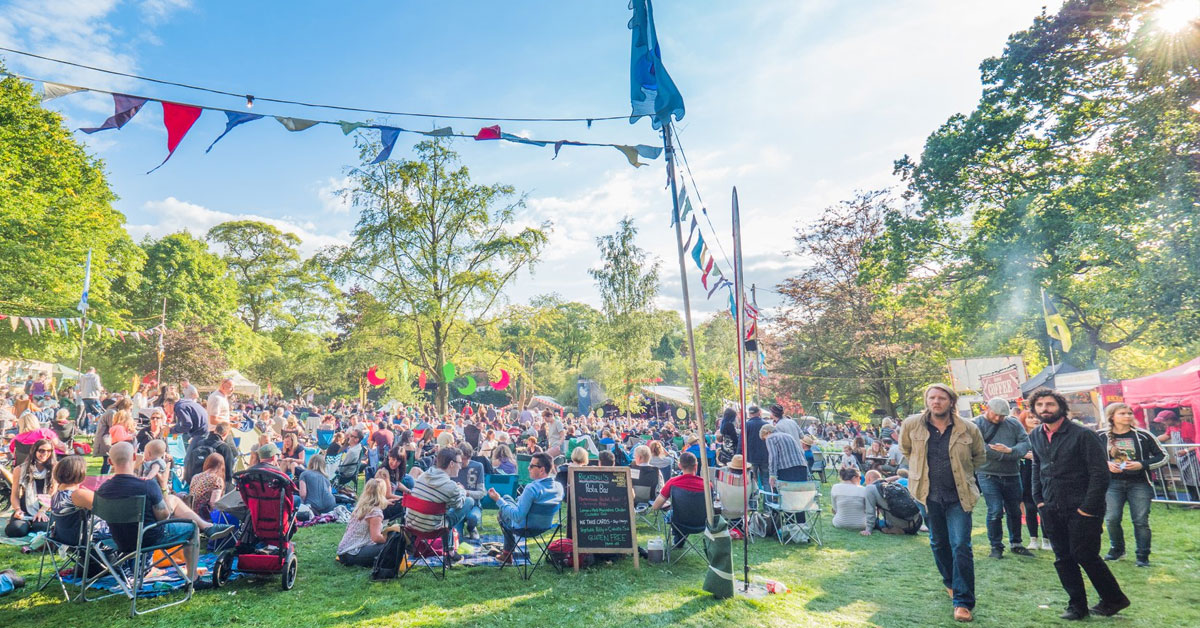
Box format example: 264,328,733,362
1041,538,1053,551
1028,537,1040,550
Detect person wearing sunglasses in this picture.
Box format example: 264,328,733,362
489,452,562,564
6,438,57,537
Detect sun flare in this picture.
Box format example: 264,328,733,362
1154,0,1200,32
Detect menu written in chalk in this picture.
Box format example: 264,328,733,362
568,466,639,570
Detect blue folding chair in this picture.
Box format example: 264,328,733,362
482,474,518,509
498,500,563,579
316,429,335,451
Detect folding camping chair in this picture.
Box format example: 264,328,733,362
498,499,563,580
399,494,451,581
82,494,200,617
36,506,93,601
664,486,707,564
315,429,336,451
630,464,662,532
715,469,757,541
515,454,532,493
333,450,365,493
482,474,518,509
761,480,822,546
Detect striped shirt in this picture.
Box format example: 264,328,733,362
406,467,465,532
765,431,807,479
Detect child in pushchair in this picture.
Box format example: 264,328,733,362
212,465,300,590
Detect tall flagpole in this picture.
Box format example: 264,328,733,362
664,123,713,520
731,187,751,591
77,249,92,372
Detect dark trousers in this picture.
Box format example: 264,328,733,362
1105,479,1153,559
1019,460,1039,537
1041,505,1127,612
777,465,808,482
977,474,1024,549
338,542,385,567
925,498,975,610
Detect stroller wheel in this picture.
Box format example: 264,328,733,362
212,552,233,587
282,553,298,591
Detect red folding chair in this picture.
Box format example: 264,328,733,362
400,494,451,580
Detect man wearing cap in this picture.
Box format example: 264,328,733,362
900,383,987,623
253,442,283,471
770,403,803,446
973,397,1033,559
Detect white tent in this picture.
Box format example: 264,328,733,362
640,385,693,406
223,370,261,398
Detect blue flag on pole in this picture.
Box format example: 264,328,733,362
77,249,92,314
628,0,685,130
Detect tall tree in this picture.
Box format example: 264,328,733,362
324,139,548,412
590,217,662,413
777,191,953,418
0,71,143,360
885,0,1200,366
207,220,304,332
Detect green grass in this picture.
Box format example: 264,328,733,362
3,479,1198,627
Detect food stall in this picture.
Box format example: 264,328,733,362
1020,365,1105,426
1120,357,1200,439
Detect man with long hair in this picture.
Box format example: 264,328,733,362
1028,388,1128,620
900,383,986,623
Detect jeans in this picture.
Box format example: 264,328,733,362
777,465,808,482
81,399,103,433
456,502,482,536
925,498,975,610
1105,478,1153,559
339,542,385,567
1042,505,1127,612
977,474,1024,549
444,496,476,532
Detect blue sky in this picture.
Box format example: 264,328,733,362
0,0,1059,318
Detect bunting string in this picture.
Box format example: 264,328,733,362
3,72,664,171
0,313,162,341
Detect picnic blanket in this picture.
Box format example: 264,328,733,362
409,534,532,568
61,552,241,597
0,531,42,548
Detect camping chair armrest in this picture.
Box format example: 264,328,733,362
139,518,200,542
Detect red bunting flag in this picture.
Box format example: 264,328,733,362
474,125,501,140
149,102,203,173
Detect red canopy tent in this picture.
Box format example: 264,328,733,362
1121,357,1200,439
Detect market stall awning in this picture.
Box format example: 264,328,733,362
1020,363,1079,396
528,395,564,412
222,370,261,398
1122,357,1200,408
640,385,692,407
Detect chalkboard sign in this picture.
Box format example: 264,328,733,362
568,466,639,571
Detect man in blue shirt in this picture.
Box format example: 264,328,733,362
170,390,209,446
488,452,563,564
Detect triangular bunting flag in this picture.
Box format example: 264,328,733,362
275,116,320,132
339,121,367,135
148,102,203,173
206,111,264,153
81,94,148,133
500,132,549,147
423,127,454,137
700,256,715,288
47,318,55,333
474,125,501,140
371,127,401,164
42,82,84,101
636,144,663,159
683,217,698,250
614,145,645,167
8,316,17,332
23,317,32,334
690,236,705,268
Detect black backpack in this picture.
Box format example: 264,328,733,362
371,531,408,580
185,441,217,481
876,481,920,520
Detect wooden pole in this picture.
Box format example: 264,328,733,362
663,124,714,520
732,187,751,591
157,297,167,384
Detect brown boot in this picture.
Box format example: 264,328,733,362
946,587,953,598
954,607,973,622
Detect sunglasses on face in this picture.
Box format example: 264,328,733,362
37,448,53,454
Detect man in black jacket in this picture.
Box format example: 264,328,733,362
1029,388,1129,621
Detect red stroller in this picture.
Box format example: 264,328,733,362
212,466,300,590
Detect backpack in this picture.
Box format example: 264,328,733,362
547,538,593,569
370,531,408,580
186,441,217,480
877,481,920,520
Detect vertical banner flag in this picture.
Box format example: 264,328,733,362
148,102,203,173
1041,288,1073,353
206,111,265,153
628,0,685,129
81,94,148,133
77,249,92,314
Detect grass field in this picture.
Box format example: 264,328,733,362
2,471,1198,628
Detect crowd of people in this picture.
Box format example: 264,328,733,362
0,365,1194,622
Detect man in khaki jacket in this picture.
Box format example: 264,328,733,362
900,383,987,623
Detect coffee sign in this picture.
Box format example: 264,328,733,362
979,364,1023,400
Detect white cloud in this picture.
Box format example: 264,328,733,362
315,176,354,214
130,197,350,258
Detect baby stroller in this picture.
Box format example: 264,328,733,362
212,466,300,590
